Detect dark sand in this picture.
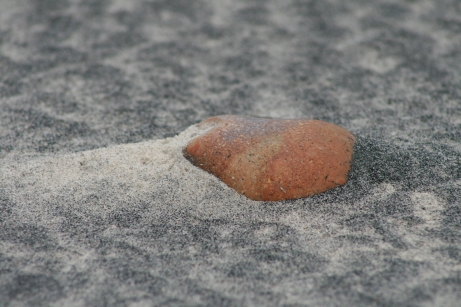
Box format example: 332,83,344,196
1,0,461,306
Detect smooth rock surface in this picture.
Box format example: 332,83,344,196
184,115,356,201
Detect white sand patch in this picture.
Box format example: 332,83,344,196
411,192,444,229
0,121,254,226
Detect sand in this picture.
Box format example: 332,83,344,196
1,0,461,306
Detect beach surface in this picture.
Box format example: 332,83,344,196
1,0,461,306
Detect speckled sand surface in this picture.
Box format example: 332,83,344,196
1,0,461,306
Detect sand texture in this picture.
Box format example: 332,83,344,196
1,0,461,306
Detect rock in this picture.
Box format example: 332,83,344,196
183,115,356,201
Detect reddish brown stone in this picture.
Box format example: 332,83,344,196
183,115,356,201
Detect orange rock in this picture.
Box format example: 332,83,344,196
183,115,356,201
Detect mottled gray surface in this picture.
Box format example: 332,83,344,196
1,0,461,306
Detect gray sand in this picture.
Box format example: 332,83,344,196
1,0,461,306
